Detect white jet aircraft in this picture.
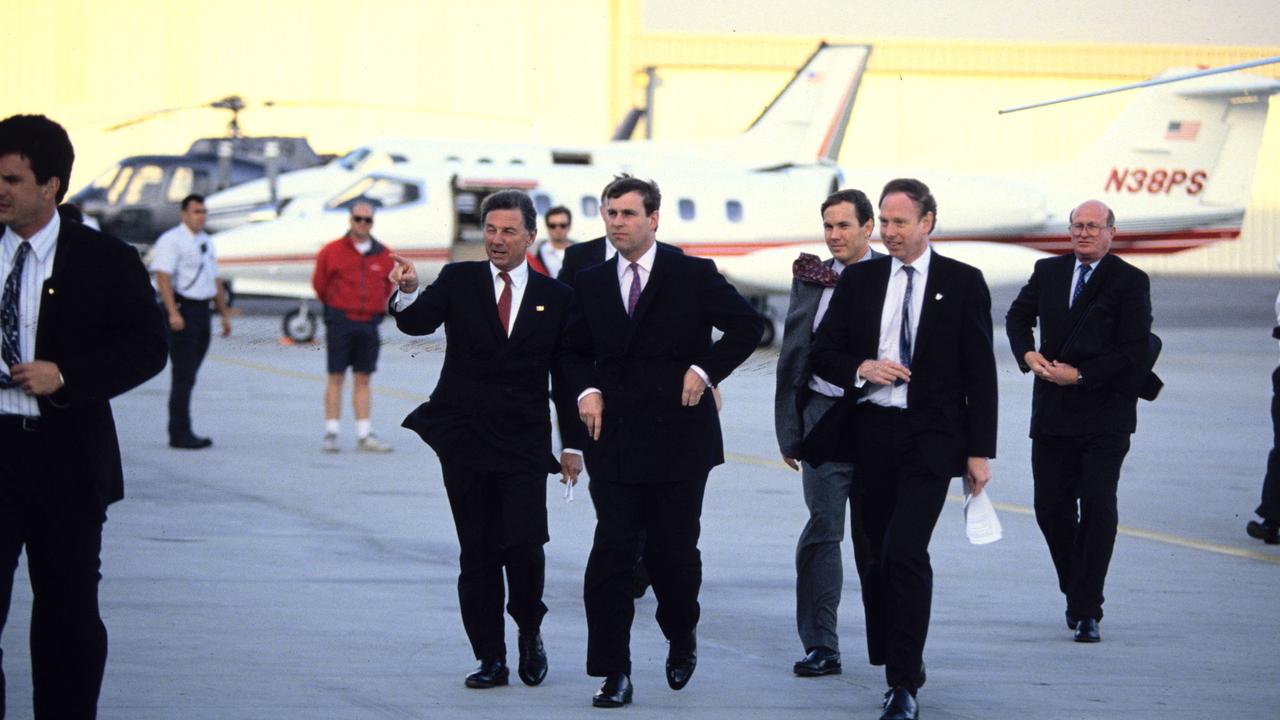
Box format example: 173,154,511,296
211,44,1280,344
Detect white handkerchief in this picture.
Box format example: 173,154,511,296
963,488,1003,545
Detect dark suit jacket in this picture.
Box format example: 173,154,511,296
807,251,998,478
30,219,168,510
556,236,683,288
774,251,882,458
560,245,764,484
1005,252,1152,438
390,261,582,474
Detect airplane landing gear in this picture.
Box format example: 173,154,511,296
282,300,317,343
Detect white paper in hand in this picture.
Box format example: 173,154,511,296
962,487,1003,545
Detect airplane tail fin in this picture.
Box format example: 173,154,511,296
1056,69,1280,231
739,43,871,166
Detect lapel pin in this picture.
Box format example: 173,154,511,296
934,293,943,300
536,305,545,312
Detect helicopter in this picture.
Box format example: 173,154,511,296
67,95,329,245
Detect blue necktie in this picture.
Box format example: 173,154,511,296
0,242,32,389
895,265,915,387
1071,263,1092,307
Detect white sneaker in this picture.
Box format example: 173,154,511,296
322,433,339,453
357,434,393,453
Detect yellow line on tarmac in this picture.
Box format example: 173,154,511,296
724,451,1280,566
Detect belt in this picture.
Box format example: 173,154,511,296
0,414,42,432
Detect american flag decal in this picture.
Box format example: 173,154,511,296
1166,120,1201,141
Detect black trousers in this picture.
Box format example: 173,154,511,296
584,473,708,677
167,297,212,440
440,462,548,661
1257,365,1280,523
852,406,947,691
0,419,108,719
1032,432,1130,621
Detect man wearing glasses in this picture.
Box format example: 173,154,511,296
313,201,396,453
1006,199,1154,644
151,193,232,449
529,205,574,279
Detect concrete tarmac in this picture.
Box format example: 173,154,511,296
3,276,1278,719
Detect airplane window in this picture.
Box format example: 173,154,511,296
582,196,598,217
445,155,462,163
532,193,552,215
123,164,164,205
511,158,525,165
726,200,744,223
478,158,493,164
337,148,371,171
106,165,134,205
167,167,194,202
326,176,423,211
678,199,695,221
87,164,121,191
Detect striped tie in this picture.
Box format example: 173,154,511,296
0,242,32,388
1071,264,1092,307
626,262,641,316
895,266,915,387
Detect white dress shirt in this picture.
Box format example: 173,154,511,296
1,211,61,416
539,243,567,280
861,246,932,409
149,222,219,300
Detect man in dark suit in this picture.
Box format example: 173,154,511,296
1246,287,1280,545
562,175,763,707
1006,199,1153,643
810,178,997,720
0,114,168,719
556,219,685,602
387,189,582,690
774,188,882,677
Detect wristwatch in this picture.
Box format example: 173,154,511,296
1075,370,1085,385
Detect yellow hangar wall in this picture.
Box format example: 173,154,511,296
2,0,1276,275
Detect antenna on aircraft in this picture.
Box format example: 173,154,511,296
999,56,1280,114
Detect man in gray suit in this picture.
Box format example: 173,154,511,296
775,188,881,677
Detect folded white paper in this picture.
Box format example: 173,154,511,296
963,489,1003,545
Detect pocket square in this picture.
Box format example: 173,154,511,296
934,293,943,300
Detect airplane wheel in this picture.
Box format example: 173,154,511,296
282,308,316,343
758,319,776,347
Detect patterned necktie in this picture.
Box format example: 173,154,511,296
792,252,841,287
1071,263,1092,307
626,262,641,316
496,271,512,336
895,265,915,387
1,242,32,389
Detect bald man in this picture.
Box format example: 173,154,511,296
1006,199,1154,644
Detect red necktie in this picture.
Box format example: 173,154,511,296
497,271,512,335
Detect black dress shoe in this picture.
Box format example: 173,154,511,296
592,673,633,707
793,647,841,676
517,632,547,686
665,631,697,690
1074,617,1101,643
169,434,212,449
880,686,919,720
1247,519,1280,544
464,658,509,688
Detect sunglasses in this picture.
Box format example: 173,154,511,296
351,216,374,224
547,223,569,229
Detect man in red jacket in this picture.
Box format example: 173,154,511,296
312,201,396,453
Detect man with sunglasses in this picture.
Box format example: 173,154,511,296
151,193,232,449
1006,199,1154,644
528,206,574,279
313,201,396,453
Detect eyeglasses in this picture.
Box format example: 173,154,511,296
1069,222,1111,234
351,216,374,224
547,223,569,229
